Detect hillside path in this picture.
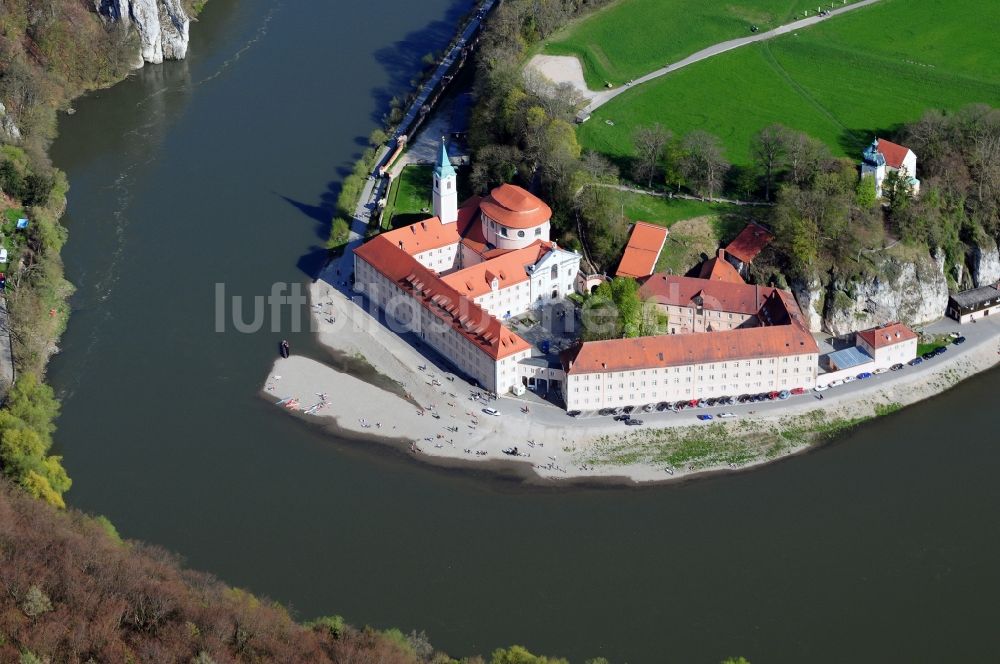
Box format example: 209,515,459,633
570,0,882,117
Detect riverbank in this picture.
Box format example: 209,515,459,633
261,264,1000,485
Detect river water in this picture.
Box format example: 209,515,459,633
46,1,1000,662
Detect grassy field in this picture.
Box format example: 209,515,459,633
381,164,433,229
577,0,1000,167
542,0,868,88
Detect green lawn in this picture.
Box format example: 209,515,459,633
543,0,869,88
577,0,1000,167
382,164,434,229
621,192,738,226
381,164,474,229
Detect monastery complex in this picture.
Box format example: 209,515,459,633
353,142,917,410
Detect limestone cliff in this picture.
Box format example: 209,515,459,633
0,102,21,142
792,250,949,336
99,0,190,66
968,237,1000,288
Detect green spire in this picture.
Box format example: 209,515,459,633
434,137,456,179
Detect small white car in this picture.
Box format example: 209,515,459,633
873,367,888,375
718,412,737,419
814,384,830,392
843,375,857,383
828,379,844,388
482,407,500,416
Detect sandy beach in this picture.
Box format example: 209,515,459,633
260,262,1000,486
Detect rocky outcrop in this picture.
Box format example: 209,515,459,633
790,277,825,332
969,238,1000,288
99,0,190,66
814,250,948,336
0,102,21,142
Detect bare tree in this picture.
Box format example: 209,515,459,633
631,123,671,188
783,130,827,187
679,130,729,198
751,124,787,201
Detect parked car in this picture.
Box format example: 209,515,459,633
934,346,948,356
873,367,888,375
656,402,671,412
814,384,830,392
890,363,904,371
625,418,643,426
697,414,713,421
718,412,737,419
948,331,961,339
567,410,581,417
623,405,635,414
767,391,780,400
921,352,936,360
843,375,857,383
642,403,655,413
856,372,872,380
953,336,967,345
790,387,806,395
909,357,923,366
828,379,844,387
482,407,500,416
778,390,790,400
599,408,615,416
613,414,630,421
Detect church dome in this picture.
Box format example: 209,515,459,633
480,184,552,230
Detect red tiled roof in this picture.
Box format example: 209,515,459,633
725,224,774,264
480,183,552,230
563,286,817,373
441,241,551,298
354,236,530,360
856,322,917,349
563,323,816,374
639,274,773,316
616,222,669,279
697,249,744,283
378,215,458,255
876,139,911,170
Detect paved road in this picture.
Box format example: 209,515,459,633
0,297,14,399
472,314,1000,431
373,0,497,176
579,0,882,117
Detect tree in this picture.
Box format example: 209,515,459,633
680,131,729,198
855,175,877,209
368,128,388,147
582,277,641,340
632,123,671,188
751,124,787,201
783,130,828,186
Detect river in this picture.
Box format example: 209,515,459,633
46,1,1000,662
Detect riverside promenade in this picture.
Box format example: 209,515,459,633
328,0,497,288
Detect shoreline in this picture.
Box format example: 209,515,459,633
260,264,1000,487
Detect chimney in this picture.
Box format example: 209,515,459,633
398,240,404,250
718,248,725,259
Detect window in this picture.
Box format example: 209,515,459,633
500,227,508,237
535,227,542,236
517,230,525,238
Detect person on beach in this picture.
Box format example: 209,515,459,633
279,339,290,358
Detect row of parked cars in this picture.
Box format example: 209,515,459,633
592,388,811,421
816,334,968,390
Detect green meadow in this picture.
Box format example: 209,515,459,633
576,0,1000,167
543,0,867,87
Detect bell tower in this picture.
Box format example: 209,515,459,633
432,137,458,224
